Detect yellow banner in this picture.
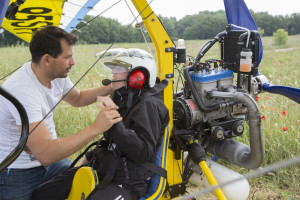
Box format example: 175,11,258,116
2,0,64,43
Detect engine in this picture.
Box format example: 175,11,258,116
174,61,247,140
173,25,267,170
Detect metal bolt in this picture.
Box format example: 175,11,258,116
81,193,85,200
163,192,169,198
217,130,223,138
237,124,244,132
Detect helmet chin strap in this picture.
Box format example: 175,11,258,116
125,86,142,110
126,91,134,110
111,86,141,111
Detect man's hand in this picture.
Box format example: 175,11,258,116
23,98,121,165
90,97,122,135
96,96,116,107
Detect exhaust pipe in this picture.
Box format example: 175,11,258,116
207,91,264,169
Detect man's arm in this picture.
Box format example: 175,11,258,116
22,104,121,166
64,85,113,107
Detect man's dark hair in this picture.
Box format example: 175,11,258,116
29,26,78,63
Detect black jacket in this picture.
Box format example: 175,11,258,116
86,86,169,197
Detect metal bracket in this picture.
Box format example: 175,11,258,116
167,182,187,198
165,47,176,52
165,73,174,79
135,22,144,29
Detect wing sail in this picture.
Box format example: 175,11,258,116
2,0,64,43
1,0,101,43
60,0,101,33
0,0,10,26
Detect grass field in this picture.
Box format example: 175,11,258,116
0,34,299,199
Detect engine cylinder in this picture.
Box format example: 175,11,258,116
191,69,234,106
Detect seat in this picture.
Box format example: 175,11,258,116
67,167,99,200
138,125,169,200
67,125,170,200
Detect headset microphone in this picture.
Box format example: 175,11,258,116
102,79,127,86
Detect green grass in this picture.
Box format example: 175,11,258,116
0,35,299,199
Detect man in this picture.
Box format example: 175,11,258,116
0,26,122,200
32,48,170,200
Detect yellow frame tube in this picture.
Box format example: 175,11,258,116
131,0,183,189
199,161,227,200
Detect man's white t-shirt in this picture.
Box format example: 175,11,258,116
0,61,74,168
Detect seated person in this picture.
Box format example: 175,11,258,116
32,48,170,200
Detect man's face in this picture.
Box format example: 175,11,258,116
112,67,128,89
49,39,75,78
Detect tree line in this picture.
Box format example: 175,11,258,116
1,10,300,46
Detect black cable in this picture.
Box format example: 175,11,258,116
69,136,104,168
0,86,29,173
0,59,31,81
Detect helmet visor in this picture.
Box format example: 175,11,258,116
96,48,132,74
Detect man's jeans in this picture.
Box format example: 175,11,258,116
0,158,71,200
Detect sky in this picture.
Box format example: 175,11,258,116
90,0,300,25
